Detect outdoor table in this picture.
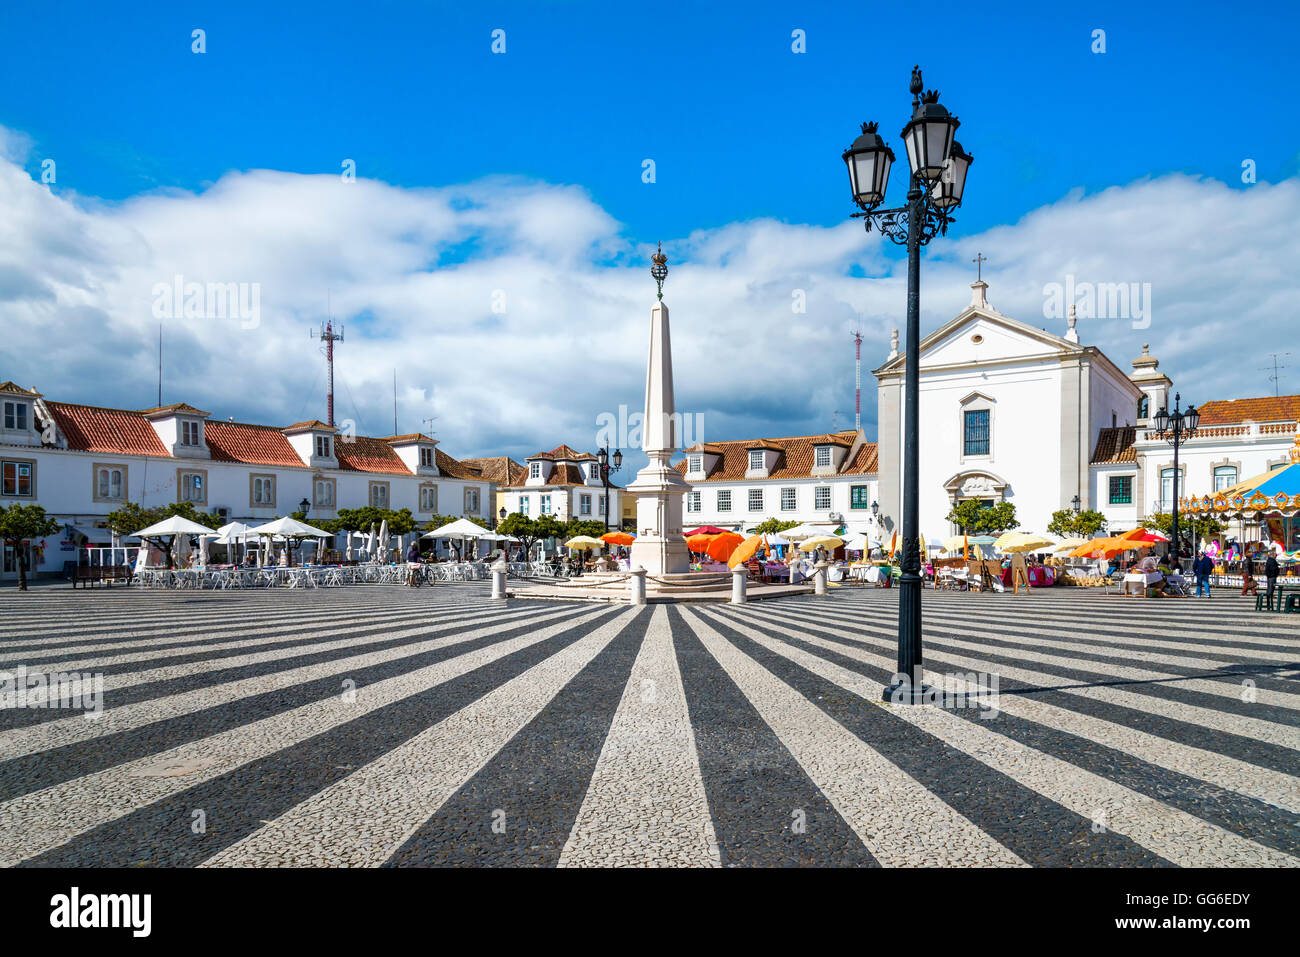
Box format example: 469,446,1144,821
1123,570,1163,597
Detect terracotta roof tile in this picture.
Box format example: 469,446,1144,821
433,448,483,481
334,435,413,475
205,420,305,468
674,430,874,481
530,443,597,462
1091,426,1137,464
0,381,41,396
140,402,211,418
1196,395,1300,426
282,420,337,433
380,433,435,444
44,401,169,456
459,456,526,485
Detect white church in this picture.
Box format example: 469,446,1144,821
873,279,1299,545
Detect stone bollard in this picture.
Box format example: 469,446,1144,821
730,565,747,604
629,565,648,606
490,558,508,600
813,560,829,595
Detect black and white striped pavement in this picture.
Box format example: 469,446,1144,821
0,584,1296,867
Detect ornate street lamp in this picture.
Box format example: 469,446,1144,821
299,497,311,516
842,66,970,705
1153,393,1199,570
1071,494,1081,514
597,446,623,530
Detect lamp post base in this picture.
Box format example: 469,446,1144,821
881,681,935,705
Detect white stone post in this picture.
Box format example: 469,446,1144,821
730,566,747,604
629,565,648,605
813,560,829,595
490,557,508,600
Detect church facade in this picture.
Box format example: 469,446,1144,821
873,280,1298,544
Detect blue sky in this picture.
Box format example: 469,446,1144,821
1,0,1298,465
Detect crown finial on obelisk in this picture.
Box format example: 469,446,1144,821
651,242,668,301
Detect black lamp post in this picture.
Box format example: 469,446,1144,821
843,66,970,705
597,447,623,530
299,497,311,516
1071,494,1081,514
1153,393,1199,570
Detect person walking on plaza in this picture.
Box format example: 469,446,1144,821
1265,551,1281,609
1241,549,1259,597
1010,549,1031,595
1193,550,1214,597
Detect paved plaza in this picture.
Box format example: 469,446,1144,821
0,584,1296,867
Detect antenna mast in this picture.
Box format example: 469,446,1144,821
316,315,345,427
1262,352,1290,397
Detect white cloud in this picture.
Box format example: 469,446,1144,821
1,127,1297,471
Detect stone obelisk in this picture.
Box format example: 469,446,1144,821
628,243,692,577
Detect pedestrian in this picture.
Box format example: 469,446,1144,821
1010,549,1031,595
1241,549,1258,597
1193,550,1213,598
1265,551,1281,609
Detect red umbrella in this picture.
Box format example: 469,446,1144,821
685,525,730,536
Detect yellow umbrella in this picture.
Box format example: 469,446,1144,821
563,536,606,550
995,532,1056,553
800,534,843,551
1068,536,1142,559
1053,537,1089,552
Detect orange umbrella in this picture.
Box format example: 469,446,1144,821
1118,528,1170,543
1069,536,1145,559
888,530,899,563
686,533,716,553
705,532,745,563
601,531,634,546
727,534,767,568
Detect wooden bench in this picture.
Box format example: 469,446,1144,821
69,565,133,588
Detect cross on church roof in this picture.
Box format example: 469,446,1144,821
972,252,987,282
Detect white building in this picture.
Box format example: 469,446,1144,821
872,281,1300,543
500,444,624,527
671,429,881,537
0,382,496,580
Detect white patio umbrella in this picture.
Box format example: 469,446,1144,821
378,519,390,562
423,518,490,562
132,515,214,567
779,522,841,541
365,524,377,562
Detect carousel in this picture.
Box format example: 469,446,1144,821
1179,433,1300,558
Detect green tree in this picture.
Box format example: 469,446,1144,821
0,504,61,591
497,513,540,557
564,518,610,540
1046,508,1108,538
753,518,801,535
946,500,1019,535
328,506,417,536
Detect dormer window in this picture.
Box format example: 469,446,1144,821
589,464,600,480
748,450,764,471
688,454,702,473
420,447,434,468
530,462,542,480
814,446,832,468
315,435,332,458
2,401,27,431
181,420,202,446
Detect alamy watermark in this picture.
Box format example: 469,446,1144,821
596,404,705,450
1042,274,1151,330
1,665,104,717
151,274,261,329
